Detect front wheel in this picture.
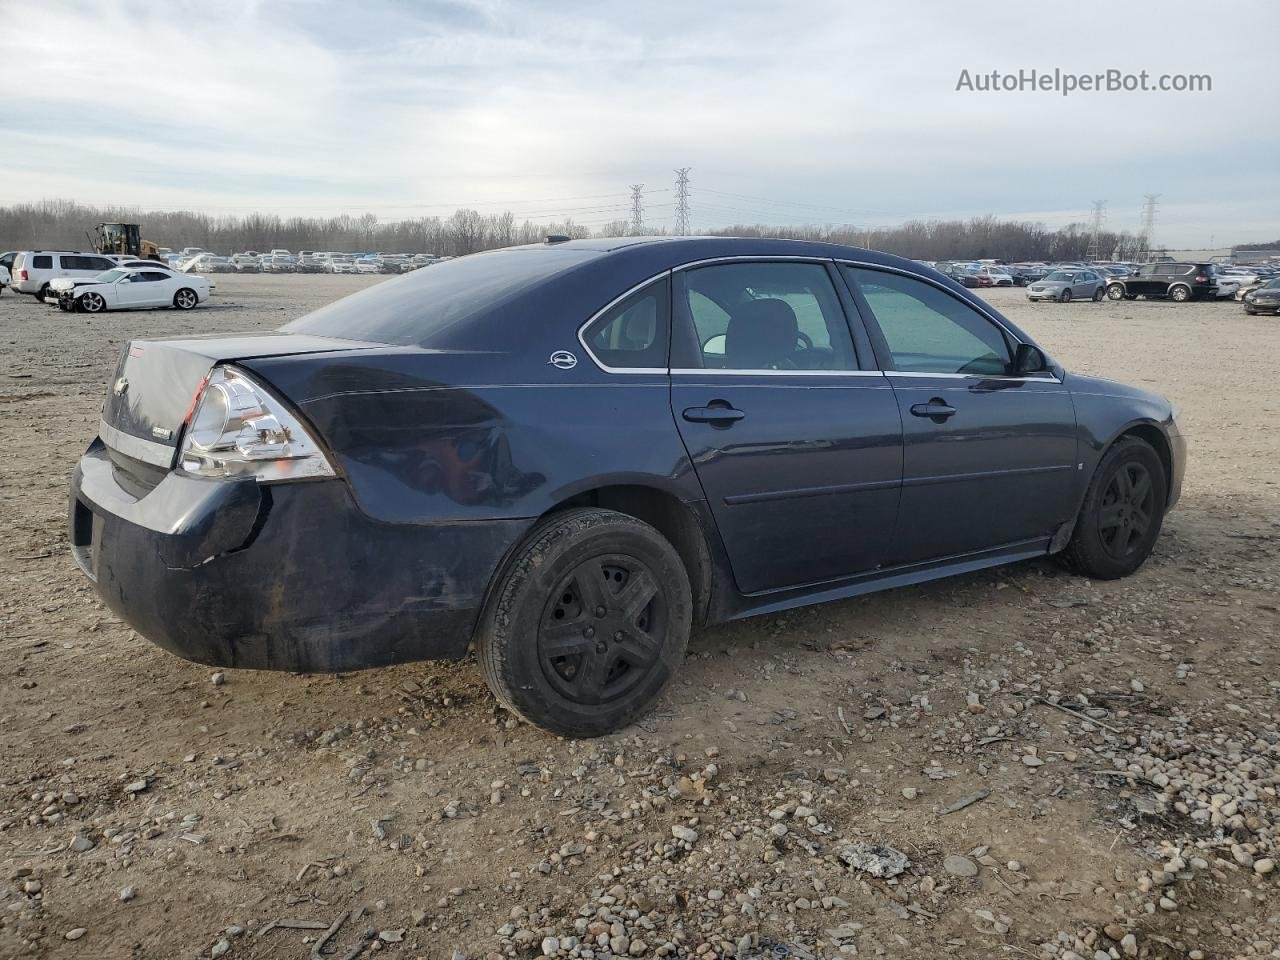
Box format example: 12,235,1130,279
1059,288,1072,303
173,288,199,310
1106,284,1125,300
1092,286,1105,302
1061,437,1167,580
478,508,692,737
77,292,106,313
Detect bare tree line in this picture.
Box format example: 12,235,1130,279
0,200,595,258
0,199,1188,262
703,216,1155,262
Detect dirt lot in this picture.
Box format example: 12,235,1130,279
1,277,1277,960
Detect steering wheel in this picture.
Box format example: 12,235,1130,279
795,331,813,351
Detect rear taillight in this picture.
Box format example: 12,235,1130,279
18,269,27,281
1195,274,1208,283
178,366,334,482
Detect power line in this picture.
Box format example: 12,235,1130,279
673,168,691,236
628,184,645,235
699,187,891,220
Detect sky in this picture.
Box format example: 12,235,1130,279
1,0,1277,248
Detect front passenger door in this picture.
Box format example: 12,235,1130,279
842,266,1078,566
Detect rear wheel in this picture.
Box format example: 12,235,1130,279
77,292,105,313
173,288,198,310
1061,437,1166,580
1169,284,1191,302
478,508,692,738
1059,288,1072,303
37,283,50,302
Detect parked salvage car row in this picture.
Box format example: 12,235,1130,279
918,256,1280,308
172,249,450,274
0,249,214,311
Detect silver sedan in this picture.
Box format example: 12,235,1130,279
1026,270,1107,303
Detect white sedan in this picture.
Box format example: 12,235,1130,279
57,266,213,313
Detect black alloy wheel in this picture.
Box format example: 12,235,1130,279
1096,460,1157,561
1062,437,1167,579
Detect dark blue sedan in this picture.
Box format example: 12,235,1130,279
69,237,1185,736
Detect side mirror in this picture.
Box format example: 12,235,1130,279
1012,342,1047,375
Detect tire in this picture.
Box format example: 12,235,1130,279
1169,284,1190,303
1106,284,1125,300
1059,288,1072,303
478,507,692,738
36,283,50,302
1091,286,1105,302
173,288,198,310
77,292,106,313
1061,437,1167,580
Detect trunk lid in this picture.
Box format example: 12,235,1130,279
99,333,381,476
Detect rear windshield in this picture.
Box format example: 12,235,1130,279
282,246,598,346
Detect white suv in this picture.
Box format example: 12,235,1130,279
10,251,121,299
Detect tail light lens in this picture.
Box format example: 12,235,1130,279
1195,274,1208,283
178,366,335,481
18,269,28,281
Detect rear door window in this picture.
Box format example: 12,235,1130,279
671,261,856,371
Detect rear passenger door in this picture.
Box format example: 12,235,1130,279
669,259,903,594
841,265,1078,565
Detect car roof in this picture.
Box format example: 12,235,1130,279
284,235,1034,355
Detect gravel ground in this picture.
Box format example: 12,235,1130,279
1,277,1277,960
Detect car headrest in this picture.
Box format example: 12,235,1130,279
724,298,799,369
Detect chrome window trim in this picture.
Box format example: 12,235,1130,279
577,255,1059,381
670,368,886,378
575,271,673,375
672,254,835,270
886,371,1063,384
98,419,176,468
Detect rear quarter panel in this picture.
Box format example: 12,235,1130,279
242,348,703,525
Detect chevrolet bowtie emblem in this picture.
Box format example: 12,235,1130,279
113,377,129,396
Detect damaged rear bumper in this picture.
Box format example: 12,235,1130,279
69,439,530,672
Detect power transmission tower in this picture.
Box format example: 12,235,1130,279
1086,200,1106,262
673,168,691,235
1140,194,1160,260
628,184,645,235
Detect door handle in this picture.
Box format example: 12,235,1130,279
682,404,745,424
910,399,957,421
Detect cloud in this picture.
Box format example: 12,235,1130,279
1,0,1276,244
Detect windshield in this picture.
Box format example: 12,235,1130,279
96,269,126,282
1043,271,1073,282
283,246,598,346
